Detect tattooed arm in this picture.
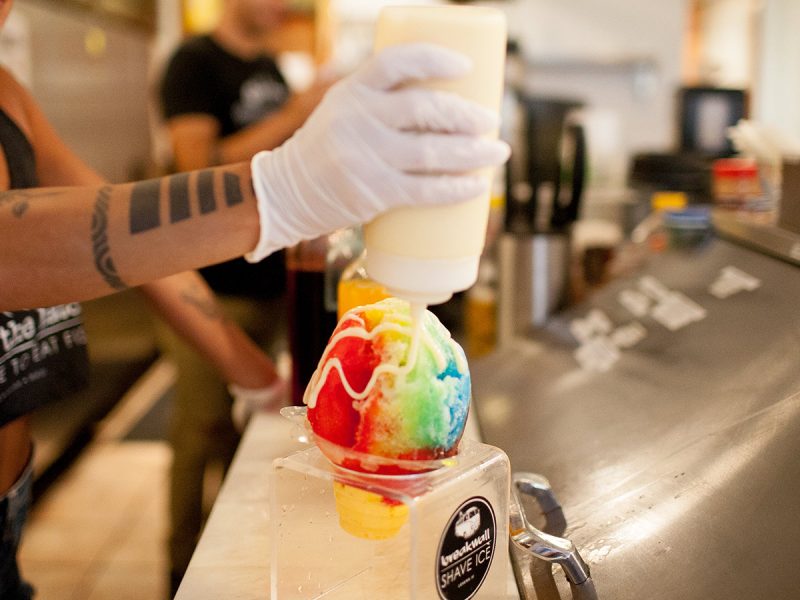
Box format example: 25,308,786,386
0,69,260,311
0,166,259,311
0,69,278,391
11,173,277,386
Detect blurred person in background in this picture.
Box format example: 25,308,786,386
158,0,332,591
0,0,510,596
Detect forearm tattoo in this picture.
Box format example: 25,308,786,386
129,169,244,235
0,188,66,218
91,186,128,291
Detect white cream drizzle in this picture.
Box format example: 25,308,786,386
303,302,465,410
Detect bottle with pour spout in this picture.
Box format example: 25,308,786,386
364,5,508,310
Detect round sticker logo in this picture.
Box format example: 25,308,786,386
436,496,496,600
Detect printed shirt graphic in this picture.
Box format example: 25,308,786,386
0,305,90,427
231,75,289,129
0,106,90,427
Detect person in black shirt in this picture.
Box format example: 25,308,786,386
158,0,331,591
160,7,329,298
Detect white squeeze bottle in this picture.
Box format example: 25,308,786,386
365,5,508,306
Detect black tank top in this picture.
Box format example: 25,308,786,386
0,108,38,188
0,107,90,427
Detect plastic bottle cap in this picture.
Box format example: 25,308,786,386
664,205,712,230
651,191,688,212
712,158,758,177
365,248,481,306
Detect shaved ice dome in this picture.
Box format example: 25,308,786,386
304,298,471,471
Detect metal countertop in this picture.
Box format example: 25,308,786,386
472,237,800,599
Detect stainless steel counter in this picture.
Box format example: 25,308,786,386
177,227,799,599
472,236,800,599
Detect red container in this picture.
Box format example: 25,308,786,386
712,158,761,209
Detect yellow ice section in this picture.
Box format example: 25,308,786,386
333,481,409,540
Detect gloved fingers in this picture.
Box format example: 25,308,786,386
384,131,510,173
228,379,289,432
231,397,253,433
401,173,489,205
371,87,499,135
228,378,289,406
353,43,471,91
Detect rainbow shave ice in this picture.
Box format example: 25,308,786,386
304,298,470,474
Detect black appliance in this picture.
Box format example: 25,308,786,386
499,96,589,333
505,96,587,235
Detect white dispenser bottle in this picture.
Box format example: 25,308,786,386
365,5,508,305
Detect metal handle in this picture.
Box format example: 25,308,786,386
509,472,597,600
514,473,565,535
551,122,587,230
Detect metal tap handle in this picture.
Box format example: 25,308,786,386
514,472,565,535
509,472,597,599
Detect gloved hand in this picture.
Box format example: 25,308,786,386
246,43,511,262
229,378,288,432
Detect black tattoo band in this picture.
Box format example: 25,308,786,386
128,170,243,234
223,172,243,206
197,170,216,215
129,178,161,233
169,172,191,223
92,186,128,291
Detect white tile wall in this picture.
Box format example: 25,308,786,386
495,0,691,161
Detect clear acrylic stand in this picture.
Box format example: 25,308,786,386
271,415,511,600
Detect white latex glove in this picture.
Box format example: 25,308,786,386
229,378,288,432
246,43,511,262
